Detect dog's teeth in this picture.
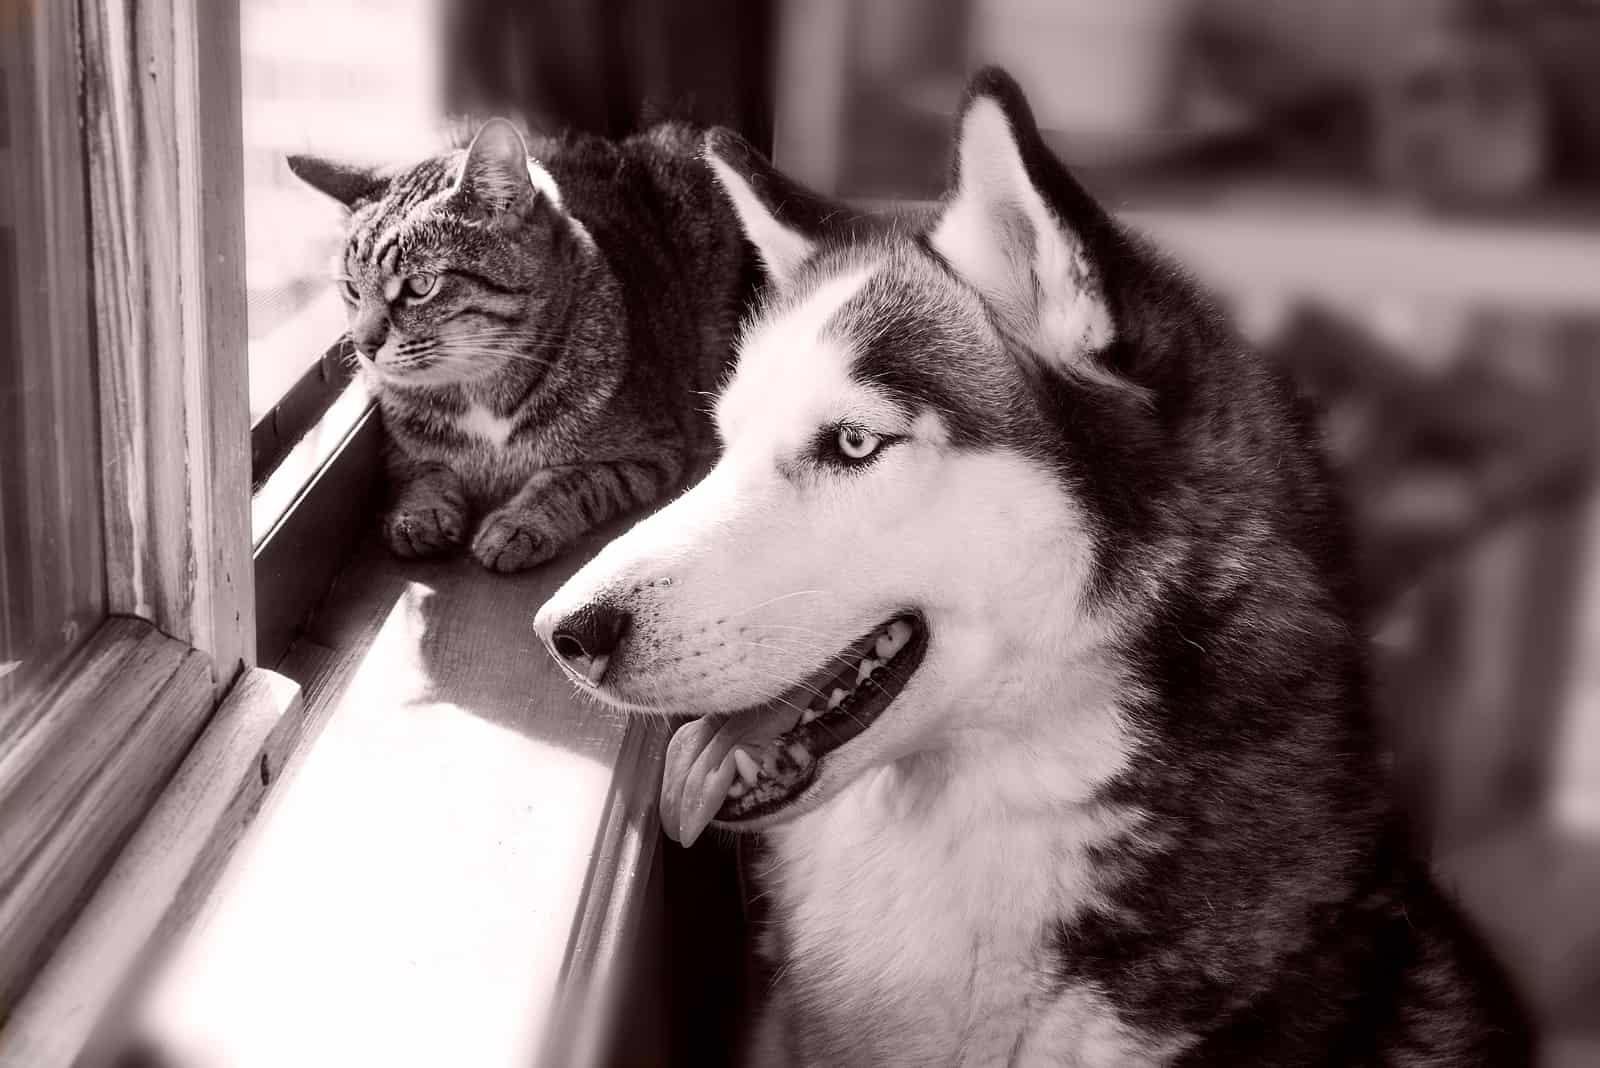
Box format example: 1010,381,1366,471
883,619,913,655
874,633,896,658
828,687,848,710
787,743,813,766
801,707,819,724
856,658,880,683
733,747,760,785
727,778,747,799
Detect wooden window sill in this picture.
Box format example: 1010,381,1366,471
134,531,666,1067
0,664,304,1067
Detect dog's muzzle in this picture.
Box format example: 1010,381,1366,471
658,613,929,844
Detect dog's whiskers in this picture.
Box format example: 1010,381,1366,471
721,589,829,620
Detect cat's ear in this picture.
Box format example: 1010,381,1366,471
455,118,540,214
703,128,844,288
930,68,1116,371
286,155,388,209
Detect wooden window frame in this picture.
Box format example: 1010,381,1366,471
0,0,305,1051
84,0,255,688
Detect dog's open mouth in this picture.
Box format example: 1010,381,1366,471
659,613,929,845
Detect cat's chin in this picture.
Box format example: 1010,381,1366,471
365,361,475,391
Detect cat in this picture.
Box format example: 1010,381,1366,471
288,119,755,572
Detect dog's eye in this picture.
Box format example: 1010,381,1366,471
835,426,882,462
817,423,901,469
401,273,441,303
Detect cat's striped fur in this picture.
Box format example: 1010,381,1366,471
289,120,754,571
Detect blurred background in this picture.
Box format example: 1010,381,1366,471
90,0,1600,1060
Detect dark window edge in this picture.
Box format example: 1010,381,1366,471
250,338,355,490
251,386,381,670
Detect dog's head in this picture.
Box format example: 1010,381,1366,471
536,69,1225,843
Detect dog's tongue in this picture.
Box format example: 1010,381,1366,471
661,703,794,846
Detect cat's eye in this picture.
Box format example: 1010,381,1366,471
400,273,440,303
835,426,883,463
340,279,360,305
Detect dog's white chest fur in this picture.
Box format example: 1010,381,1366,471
762,766,1167,1068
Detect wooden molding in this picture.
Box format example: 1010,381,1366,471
80,0,255,693
0,667,304,1068
1124,205,1600,313
0,617,212,1016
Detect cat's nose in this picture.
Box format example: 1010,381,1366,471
352,316,388,357
542,603,631,686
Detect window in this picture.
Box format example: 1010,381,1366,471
241,0,441,423
0,7,104,721
242,0,445,665
0,5,665,1057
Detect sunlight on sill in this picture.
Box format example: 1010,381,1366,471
142,584,620,1068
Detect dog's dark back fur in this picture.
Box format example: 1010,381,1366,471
975,71,1533,1065
718,69,1532,1065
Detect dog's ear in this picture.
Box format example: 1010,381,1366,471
286,154,389,210
704,128,845,287
930,68,1117,374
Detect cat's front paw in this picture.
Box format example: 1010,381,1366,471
471,508,560,573
383,502,465,559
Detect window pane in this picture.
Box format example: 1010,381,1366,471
242,0,442,422
0,17,105,719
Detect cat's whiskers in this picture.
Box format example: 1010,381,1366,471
439,347,557,368
441,327,573,346
445,340,571,357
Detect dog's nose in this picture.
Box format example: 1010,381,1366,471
546,603,631,685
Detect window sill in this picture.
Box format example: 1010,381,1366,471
135,531,666,1068
0,662,303,1068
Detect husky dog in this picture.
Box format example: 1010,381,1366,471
535,70,1531,1066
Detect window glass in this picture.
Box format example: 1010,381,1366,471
0,17,105,721
242,0,442,421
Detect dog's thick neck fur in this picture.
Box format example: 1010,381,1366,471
754,635,1164,1065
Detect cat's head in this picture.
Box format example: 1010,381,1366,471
289,120,579,388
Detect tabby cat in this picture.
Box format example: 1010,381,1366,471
289,120,755,571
